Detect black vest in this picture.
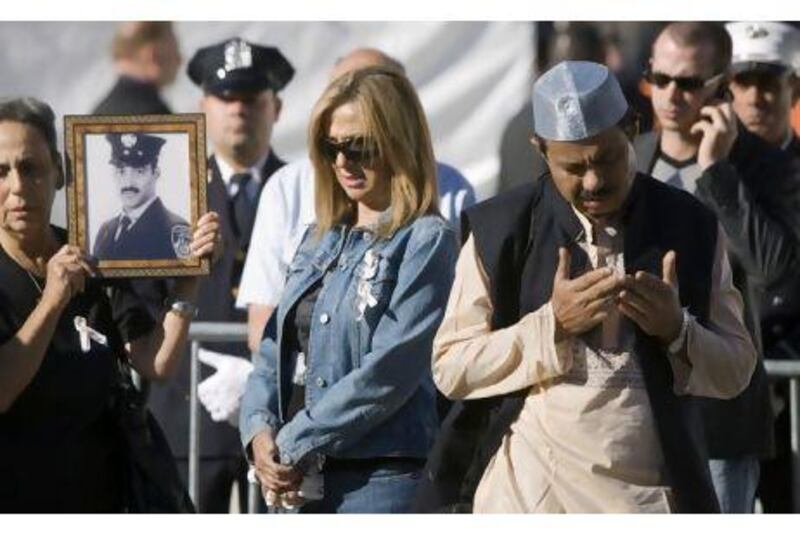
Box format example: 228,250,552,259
415,173,721,513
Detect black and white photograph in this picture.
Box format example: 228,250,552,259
64,114,208,277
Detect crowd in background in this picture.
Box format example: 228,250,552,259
2,20,800,514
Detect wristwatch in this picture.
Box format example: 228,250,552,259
667,308,691,354
168,300,199,319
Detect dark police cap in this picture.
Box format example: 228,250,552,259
106,133,166,169
187,38,295,96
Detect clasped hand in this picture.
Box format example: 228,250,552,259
251,430,304,508
551,247,683,346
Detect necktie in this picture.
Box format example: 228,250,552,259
116,215,132,242
229,172,256,251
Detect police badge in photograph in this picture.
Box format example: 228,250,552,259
64,113,209,278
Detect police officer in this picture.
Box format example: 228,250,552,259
147,37,294,513
189,38,294,315
93,132,190,261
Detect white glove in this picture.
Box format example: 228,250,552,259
197,348,254,427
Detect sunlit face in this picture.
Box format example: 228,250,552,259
113,164,159,211
730,69,795,146
542,127,635,222
325,101,391,211
650,34,724,133
0,121,59,238
201,89,280,162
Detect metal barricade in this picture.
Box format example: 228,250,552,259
185,322,255,512
763,359,800,512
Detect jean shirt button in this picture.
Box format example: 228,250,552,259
320,313,330,324
316,377,327,388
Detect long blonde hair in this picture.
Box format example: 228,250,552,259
308,66,439,239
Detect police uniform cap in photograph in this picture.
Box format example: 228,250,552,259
107,131,166,169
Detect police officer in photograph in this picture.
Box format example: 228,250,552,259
93,132,190,261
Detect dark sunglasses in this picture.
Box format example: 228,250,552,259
321,137,378,166
644,67,725,92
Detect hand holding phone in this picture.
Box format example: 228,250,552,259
690,97,738,170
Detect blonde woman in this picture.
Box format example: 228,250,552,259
240,67,457,513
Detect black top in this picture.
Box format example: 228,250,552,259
0,228,155,512
93,76,171,116
284,282,323,420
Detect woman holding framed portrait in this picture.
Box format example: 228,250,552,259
239,66,457,513
0,97,220,512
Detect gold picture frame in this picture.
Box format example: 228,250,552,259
64,113,209,278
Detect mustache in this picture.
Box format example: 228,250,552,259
579,187,613,201
121,186,140,194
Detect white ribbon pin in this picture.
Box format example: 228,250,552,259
361,249,379,280
355,249,380,321
74,316,108,353
292,352,308,386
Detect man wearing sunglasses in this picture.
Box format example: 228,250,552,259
634,21,800,513
145,37,295,513
726,21,800,513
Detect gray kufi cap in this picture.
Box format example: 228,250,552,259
533,60,629,141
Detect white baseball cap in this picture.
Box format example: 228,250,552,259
726,21,800,76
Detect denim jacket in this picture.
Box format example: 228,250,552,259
239,214,457,466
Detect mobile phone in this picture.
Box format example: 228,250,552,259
699,83,732,122
712,83,733,102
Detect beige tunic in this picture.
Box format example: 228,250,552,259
432,211,757,513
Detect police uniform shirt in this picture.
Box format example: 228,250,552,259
110,195,158,240
214,150,271,203
93,197,191,261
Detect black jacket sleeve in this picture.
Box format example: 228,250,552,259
695,137,800,289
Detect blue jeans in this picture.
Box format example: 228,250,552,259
299,460,423,513
708,456,760,513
